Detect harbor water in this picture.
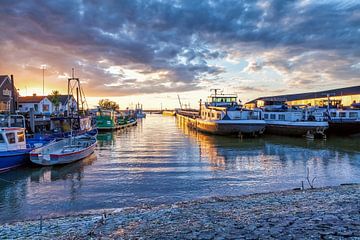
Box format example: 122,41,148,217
0,115,360,223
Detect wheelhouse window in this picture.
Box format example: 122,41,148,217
0,134,4,143
6,132,16,144
330,112,337,117
270,114,276,120
264,114,269,119
17,131,25,142
349,112,358,118
339,112,346,118
217,113,221,119
278,114,285,120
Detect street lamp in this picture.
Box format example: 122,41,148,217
41,64,47,96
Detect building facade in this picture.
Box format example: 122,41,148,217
18,95,54,114
0,75,18,113
57,95,77,113
245,86,360,109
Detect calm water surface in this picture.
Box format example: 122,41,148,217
1,115,360,222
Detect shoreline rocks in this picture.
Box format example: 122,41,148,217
1,184,359,239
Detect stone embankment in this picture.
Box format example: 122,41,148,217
1,184,359,239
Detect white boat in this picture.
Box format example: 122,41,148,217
314,106,360,136
258,98,328,138
0,115,50,171
192,90,266,136
30,135,97,166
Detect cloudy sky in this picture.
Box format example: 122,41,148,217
0,0,359,109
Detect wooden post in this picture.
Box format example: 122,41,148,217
30,108,35,133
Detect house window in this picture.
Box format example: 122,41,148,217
270,114,276,120
43,104,49,112
349,112,358,118
17,131,25,142
6,132,16,144
339,112,346,118
18,105,22,108
34,104,38,111
278,114,285,120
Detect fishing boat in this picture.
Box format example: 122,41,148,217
258,98,328,138
29,134,97,166
96,109,118,131
0,115,49,171
27,115,97,141
117,115,137,129
191,90,266,136
314,104,360,136
134,103,146,118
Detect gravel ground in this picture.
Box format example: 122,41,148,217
1,184,359,239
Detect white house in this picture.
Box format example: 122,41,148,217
18,94,53,114
56,95,77,113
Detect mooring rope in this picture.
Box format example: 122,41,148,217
0,177,15,184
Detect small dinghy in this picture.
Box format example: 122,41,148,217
30,135,97,166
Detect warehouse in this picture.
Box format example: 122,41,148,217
245,85,360,109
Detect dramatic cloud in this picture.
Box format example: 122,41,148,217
0,0,359,99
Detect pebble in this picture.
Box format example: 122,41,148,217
0,184,359,239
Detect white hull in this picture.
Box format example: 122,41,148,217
30,136,97,166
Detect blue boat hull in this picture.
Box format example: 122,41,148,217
0,149,31,172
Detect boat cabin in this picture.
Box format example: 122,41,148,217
0,128,26,151
257,98,288,112
0,115,27,151
327,109,359,120
206,94,239,108
201,92,262,121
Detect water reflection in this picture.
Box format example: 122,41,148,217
177,118,360,188
0,115,359,223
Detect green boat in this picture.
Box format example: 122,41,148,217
96,109,117,131
117,114,137,129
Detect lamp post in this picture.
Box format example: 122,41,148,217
41,64,47,96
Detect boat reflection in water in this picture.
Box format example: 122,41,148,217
0,153,97,222
177,117,360,189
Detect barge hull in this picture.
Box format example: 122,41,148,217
265,124,327,137
327,121,360,136
195,120,266,136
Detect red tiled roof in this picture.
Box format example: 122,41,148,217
18,96,47,103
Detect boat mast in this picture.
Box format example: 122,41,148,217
210,88,221,97
177,94,183,109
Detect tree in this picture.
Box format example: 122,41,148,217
49,90,60,112
98,99,119,110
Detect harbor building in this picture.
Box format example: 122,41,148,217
18,94,77,115
56,95,77,113
18,94,54,114
245,85,360,109
0,75,19,113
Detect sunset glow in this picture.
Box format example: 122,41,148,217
0,0,359,109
